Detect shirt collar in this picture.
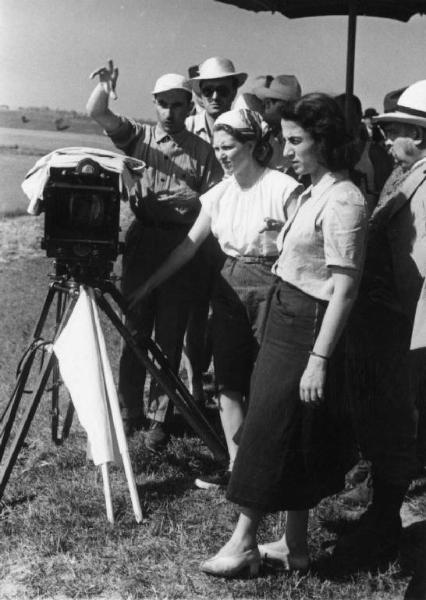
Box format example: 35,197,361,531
306,171,346,202
154,123,190,144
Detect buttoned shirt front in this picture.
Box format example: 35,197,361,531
273,171,368,301
185,111,214,144
108,117,222,225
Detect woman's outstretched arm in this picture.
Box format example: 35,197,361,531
128,208,212,308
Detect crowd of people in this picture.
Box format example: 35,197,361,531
87,57,426,576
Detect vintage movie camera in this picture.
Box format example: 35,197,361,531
41,157,122,275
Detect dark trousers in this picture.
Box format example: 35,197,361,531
346,304,418,487
119,220,197,424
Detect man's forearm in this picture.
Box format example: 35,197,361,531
86,83,120,131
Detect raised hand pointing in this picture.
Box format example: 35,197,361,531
90,59,119,100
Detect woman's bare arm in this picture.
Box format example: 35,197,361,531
128,209,213,308
299,267,359,404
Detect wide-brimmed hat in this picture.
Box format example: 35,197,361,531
190,57,247,94
152,73,192,95
382,87,407,113
375,80,426,128
254,75,301,102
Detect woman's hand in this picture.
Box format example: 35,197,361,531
299,355,327,404
128,281,152,310
259,217,285,233
90,58,119,99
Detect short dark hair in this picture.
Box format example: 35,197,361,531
281,93,351,171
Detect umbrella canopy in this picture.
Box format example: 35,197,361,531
214,0,426,115
214,1,426,21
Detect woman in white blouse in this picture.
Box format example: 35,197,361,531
129,108,302,487
199,93,368,578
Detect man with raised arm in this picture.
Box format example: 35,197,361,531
87,60,222,452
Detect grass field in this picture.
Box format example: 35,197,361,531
0,246,424,600
0,109,105,136
0,258,423,600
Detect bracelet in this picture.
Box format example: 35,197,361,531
309,351,329,361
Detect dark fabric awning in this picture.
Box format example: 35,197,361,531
214,0,426,22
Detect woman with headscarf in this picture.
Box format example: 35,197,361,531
129,108,302,487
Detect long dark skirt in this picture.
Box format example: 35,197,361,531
226,280,354,512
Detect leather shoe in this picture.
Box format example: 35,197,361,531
333,508,402,565
339,475,373,507
195,469,231,490
200,547,260,578
258,541,309,573
122,415,146,437
144,420,169,453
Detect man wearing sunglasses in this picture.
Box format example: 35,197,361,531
186,56,247,144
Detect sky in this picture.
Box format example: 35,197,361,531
1,0,426,120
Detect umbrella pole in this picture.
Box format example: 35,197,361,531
345,0,358,121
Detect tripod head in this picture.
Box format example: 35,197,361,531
50,258,120,290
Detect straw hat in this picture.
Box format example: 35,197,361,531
152,73,192,95
375,80,426,128
190,57,247,94
254,75,301,102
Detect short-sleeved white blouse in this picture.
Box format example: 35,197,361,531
273,171,368,301
200,168,302,258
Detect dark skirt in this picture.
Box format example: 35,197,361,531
226,280,354,512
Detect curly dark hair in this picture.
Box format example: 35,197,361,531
213,122,273,167
280,93,353,171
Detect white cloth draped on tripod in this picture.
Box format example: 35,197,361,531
53,287,118,465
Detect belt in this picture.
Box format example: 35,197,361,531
231,255,278,265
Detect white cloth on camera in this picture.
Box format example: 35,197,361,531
21,147,145,215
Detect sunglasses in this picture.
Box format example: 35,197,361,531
200,85,233,98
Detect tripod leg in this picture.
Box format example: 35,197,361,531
0,352,57,498
88,288,142,523
0,289,78,499
51,289,75,445
0,283,66,463
97,287,227,462
104,281,208,403
0,341,45,463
